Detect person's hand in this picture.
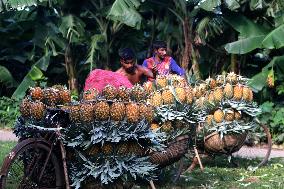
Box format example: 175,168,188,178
152,64,158,75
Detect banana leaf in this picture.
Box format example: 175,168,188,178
262,24,284,49
0,65,18,88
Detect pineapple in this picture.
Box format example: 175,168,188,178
185,88,193,104
69,104,81,123
161,121,173,132
198,83,207,95
150,91,162,107
30,87,43,101
44,88,59,106
226,72,238,84
196,97,205,109
101,143,113,155
80,103,94,123
59,89,71,104
233,84,243,100
224,109,235,121
208,91,215,103
156,75,167,88
206,115,214,126
94,101,110,121
143,81,154,95
162,88,174,104
83,88,98,101
175,87,186,103
248,89,253,102
206,77,217,89
110,102,126,121
131,84,145,102
117,142,129,155
102,85,117,100
213,109,224,123
88,145,101,156
242,87,251,101
30,101,45,120
194,87,202,98
139,104,154,123
126,103,140,123
267,75,274,88
213,87,223,102
224,83,233,99
117,86,130,101
20,98,31,118
150,123,160,131
234,111,242,120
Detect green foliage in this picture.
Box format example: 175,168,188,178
0,65,18,88
258,101,284,144
0,97,20,128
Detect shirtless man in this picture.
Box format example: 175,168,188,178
116,48,154,85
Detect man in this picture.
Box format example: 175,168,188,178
142,40,185,77
116,48,154,85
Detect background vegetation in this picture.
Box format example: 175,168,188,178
0,0,283,143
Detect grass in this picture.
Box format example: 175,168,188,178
0,141,17,167
1,141,284,188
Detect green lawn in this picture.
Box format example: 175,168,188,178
1,141,284,189
0,141,17,167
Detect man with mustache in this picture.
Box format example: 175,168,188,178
116,48,154,85
142,40,185,78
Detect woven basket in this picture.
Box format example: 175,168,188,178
204,132,247,155
149,135,189,168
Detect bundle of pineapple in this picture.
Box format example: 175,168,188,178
198,72,261,142
145,74,205,141
62,84,166,188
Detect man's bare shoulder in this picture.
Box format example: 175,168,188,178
116,67,124,73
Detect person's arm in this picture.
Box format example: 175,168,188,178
169,58,185,76
143,59,158,79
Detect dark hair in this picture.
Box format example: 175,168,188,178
152,40,167,51
118,48,135,60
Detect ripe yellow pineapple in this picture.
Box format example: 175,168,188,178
213,109,224,123
216,75,226,86
194,87,202,98
156,75,167,88
143,81,154,94
185,87,193,104
83,88,98,101
30,87,43,101
233,84,243,100
131,84,146,102
266,75,274,88
150,123,160,131
213,87,223,102
117,142,129,155
242,87,250,101
226,72,238,84
206,115,214,126
206,77,217,89
224,109,235,121
150,91,162,107
20,98,31,118
161,121,173,132
224,83,233,99
101,143,113,155
175,87,186,103
139,104,154,123
94,101,110,120
30,101,45,120
162,88,174,104
126,103,140,123
208,91,215,103
196,97,205,109
248,89,253,101
199,83,207,95
102,85,117,100
110,102,126,121
69,104,81,123
117,86,130,101
80,103,94,123
234,111,242,120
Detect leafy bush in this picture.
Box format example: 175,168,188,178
258,101,284,144
0,97,20,129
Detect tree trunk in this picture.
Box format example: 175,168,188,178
230,54,237,73
65,44,78,95
191,47,201,80
181,17,191,71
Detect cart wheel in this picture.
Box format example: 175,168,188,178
233,122,272,168
0,138,65,189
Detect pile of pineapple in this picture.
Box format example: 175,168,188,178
196,72,261,136
143,74,205,140
19,86,71,121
